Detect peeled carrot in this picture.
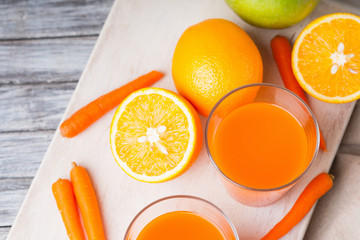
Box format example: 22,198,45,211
261,173,334,240
318,128,327,151
270,35,327,151
60,70,164,138
52,179,86,240
71,162,106,240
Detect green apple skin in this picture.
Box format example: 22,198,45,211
225,0,320,29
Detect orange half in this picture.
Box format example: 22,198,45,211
292,13,360,103
110,88,202,183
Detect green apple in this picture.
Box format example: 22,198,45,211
225,0,320,29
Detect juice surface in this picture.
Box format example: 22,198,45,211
211,102,310,189
136,211,225,240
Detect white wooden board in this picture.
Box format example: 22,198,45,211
7,0,359,239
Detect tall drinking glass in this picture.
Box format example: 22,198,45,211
206,83,319,207
124,195,238,240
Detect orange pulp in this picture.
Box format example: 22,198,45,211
136,211,225,240
211,102,310,189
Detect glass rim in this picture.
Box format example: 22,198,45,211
123,195,239,240
205,83,320,192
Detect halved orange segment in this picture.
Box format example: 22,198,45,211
110,87,202,183
292,13,360,103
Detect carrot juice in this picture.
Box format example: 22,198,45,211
210,102,310,189
136,211,225,240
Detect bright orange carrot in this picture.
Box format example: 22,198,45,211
261,173,334,240
60,71,164,138
52,179,86,240
71,162,106,240
318,129,327,151
270,35,327,151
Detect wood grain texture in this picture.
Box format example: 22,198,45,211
0,178,32,226
337,101,360,155
0,1,113,240
0,2,112,239
0,132,53,178
340,101,360,146
0,37,96,84
341,0,360,8
338,144,360,156
0,0,113,40
0,82,75,132
305,154,360,239
0,228,10,240
5,1,358,240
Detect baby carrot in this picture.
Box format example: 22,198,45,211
60,70,164,138
71,162,106,240
52,179,86,240
270,35,327,151
261,173,334,240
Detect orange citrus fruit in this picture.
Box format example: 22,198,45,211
110,87,202,183
172,18,263,116
292,13,360,103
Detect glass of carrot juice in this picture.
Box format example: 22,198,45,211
206,83,319,207
124,195,238,240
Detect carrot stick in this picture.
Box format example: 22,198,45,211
60,71,164,138
270,35,327,151
52,179,86,240
270,36,307,102
71,162,106,240
261,173,334,240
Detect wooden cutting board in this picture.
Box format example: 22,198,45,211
7,0,359,239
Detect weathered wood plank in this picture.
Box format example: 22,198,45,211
0,177,32,226
305,154,360,239
341,101,360,146
0,0,113,40
0,0,357,41
336,0,360,8
0,82,75,132
0,131,53,178
338,101,360,156
339,144,360,156
0,37,96,84
0,227,10,240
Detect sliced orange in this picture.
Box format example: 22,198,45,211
292,13,360,103
110,87,202,183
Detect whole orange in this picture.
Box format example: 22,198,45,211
172,18,263,116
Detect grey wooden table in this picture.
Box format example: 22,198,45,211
1,0,360,239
